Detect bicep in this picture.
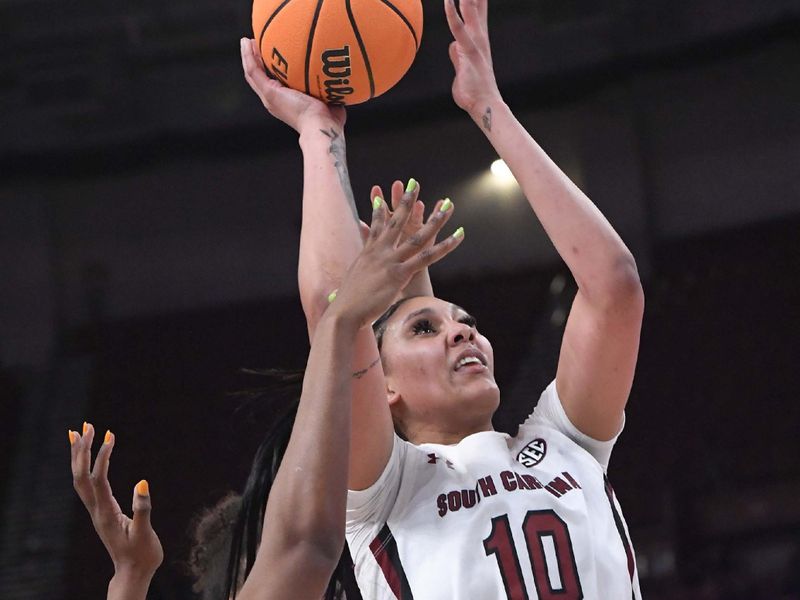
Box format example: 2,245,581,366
555,283,644,441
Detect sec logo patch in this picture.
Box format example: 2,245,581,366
517,438,547,468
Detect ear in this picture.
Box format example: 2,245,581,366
385,376,401,407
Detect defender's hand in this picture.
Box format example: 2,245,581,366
70,424,163,580
329,182,463,328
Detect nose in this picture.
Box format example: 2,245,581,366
448,322,475,346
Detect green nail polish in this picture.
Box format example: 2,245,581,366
440,198,452,212
327,290,338,303
452,226,465,239
405,178,418,193
372,196,382,210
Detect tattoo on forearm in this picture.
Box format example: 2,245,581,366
482,106,492,132
352,357,381,379
320,128,359,223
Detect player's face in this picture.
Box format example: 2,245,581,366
379,297,500,435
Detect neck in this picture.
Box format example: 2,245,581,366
405,420,495,446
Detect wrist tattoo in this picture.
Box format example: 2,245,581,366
352,357,381,379
481,106,492,132
320,128,359,223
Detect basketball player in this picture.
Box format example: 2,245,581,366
240,0,644,596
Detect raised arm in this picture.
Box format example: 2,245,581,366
444,0,644,440
237,185,462,599
240,39,434,490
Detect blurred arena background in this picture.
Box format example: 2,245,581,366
1,0,799,598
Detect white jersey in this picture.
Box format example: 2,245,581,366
346,381,641,600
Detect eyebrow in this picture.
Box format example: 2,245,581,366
401,305,474,326
402,307,434,326
451,304,471,320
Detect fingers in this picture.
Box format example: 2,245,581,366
90,430,118,516
71,422,95,508
410,200,425,230
131,480,153,536
248,38,265,68
240,38,283,107
445,0,489,60
397,198,455,260
389,180,404,211
476,0,488,27
444,0,472,49
358,220,370,245
368,195,388,241
448,41,461,71
371,185,384,209
459,0,483,33
404,226,465,274
385,179,419,242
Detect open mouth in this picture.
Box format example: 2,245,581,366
453,350,488,372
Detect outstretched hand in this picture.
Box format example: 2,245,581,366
444,0,501,119
70,423,163,593
240,38,345,133
331,182,463,328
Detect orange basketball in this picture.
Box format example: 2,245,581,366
252,0,423,105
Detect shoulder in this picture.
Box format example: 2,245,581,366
519,380,624,471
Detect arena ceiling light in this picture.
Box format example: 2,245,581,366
489,159,518,187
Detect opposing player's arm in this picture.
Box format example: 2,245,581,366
242,192,462,600
237,311,360,599
444,0,644,439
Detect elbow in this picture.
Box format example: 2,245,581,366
302,294,328,335
613,254,644,299
287,523,346,567
299,283,336,335
278,502,347,564
584,254,645,315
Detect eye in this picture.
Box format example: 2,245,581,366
460,315,477,328
412,319,437,335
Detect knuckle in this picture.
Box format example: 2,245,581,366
406,234,424,247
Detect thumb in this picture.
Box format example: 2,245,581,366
448,41,461,70
131,479,153,534
358,220,370,244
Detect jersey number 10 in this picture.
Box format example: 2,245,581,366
483,509,583,600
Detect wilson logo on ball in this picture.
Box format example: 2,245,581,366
321,46,354,104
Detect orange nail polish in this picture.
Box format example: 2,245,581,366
68,430,76,445
82,422,88,435
104,430,112,444
136,480,150,496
